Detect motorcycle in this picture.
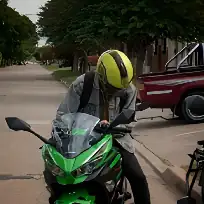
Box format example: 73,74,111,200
5,109,134,204
177,140,204,204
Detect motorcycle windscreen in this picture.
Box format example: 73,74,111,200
60,113,100,158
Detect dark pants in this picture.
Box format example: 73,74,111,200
118,145,151,204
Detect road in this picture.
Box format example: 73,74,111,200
0,64,180,203
134,108,204,168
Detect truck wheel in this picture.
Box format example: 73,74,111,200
181,91,204,123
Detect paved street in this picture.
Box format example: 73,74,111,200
134,109,204,168
0,64,180,203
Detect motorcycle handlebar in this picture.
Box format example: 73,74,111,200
111,127,132,133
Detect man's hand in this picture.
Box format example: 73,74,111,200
99,120,110,128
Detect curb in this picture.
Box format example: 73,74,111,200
134,140,202,203
60,79,69,87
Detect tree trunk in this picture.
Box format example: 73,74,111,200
73,52,79,72
79,49,88,74
123,43,128,55
146,44,153,71
135,46,146,76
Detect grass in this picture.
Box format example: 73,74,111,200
52,69,80,85
45,64,72,71
43,64,79,85
46,65,59,71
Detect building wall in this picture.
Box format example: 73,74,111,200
150,39,168,72
146,39,186,73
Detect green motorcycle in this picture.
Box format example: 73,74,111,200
5,109,134,204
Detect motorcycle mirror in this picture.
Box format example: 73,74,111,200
109,109,135,128
5,117,31,132
5,117,55,146
177,196,196,204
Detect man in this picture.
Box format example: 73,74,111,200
54,50,151,204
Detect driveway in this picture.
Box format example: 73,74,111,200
0,65,180,203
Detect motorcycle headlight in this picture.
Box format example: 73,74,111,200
72,142,109,177
72,156,103,177
44,150,65,177
50,164,65,177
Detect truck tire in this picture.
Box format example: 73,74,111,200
181,91,204,123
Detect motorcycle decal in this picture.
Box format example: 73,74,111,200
71,128,87,136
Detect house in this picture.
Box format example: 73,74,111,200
143,39,187,73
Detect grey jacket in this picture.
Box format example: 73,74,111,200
55,72,137,153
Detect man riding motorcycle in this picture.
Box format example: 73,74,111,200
52,50,151,204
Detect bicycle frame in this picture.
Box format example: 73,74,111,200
185,149,204,197
178,146,204,204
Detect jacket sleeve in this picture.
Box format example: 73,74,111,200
56,75,84,120
123,83,137,111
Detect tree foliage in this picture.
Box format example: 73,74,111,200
0,0,38,66
38,0,204,74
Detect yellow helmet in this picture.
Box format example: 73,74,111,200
96,50,133,89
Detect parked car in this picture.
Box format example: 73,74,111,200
137,42,204,123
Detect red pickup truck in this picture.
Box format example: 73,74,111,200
137,43,204,123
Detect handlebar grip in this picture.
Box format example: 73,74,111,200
110,127,132,133
94,126,105,133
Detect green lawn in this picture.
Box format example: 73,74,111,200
44,65,79,85
45,65,72,71
52,69,80,84
46,65,59,71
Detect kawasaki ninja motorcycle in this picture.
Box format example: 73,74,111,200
5,109,134,204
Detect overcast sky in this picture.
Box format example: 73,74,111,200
8,0,48,46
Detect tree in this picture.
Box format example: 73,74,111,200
0,1,38,66
34,46,54,64
38,0,204,76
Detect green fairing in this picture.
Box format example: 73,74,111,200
110,154,121,169
55,188,95,204
42,134,112,185
73,134,112,169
